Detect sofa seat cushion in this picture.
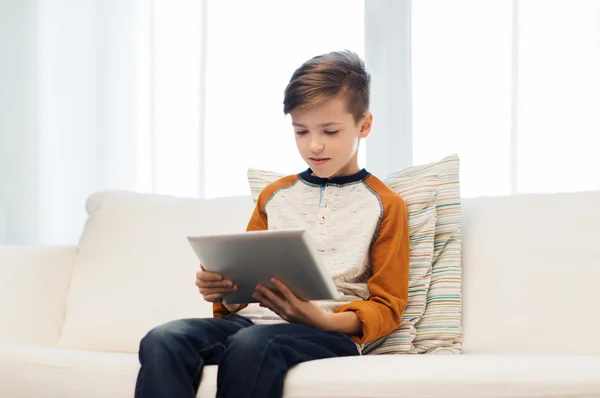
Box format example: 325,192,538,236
0,344,140,398
0,344,216,398
2,344,599,398
288,354,600,397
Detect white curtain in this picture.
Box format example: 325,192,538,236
0,0,205,245
411,0,600,197
36,0,142,244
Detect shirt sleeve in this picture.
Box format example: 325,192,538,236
333,194,410,344
212,193,269,318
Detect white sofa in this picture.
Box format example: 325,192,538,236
1,190,600,398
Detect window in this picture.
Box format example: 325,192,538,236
412,0,600,197
412,0,513,197
516,0,600,194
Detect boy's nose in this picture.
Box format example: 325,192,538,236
309,140,324,153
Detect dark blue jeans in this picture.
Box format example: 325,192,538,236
134,314,359,398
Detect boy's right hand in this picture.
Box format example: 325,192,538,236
196,264,238,303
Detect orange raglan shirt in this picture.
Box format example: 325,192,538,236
214,168,409,352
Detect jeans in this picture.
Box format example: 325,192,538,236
134,315,359,398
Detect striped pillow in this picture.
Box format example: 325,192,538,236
247,169,286,202
400,154,463,354
365,174,438,354
247,167,439,354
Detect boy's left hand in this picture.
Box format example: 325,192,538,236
253,278,331,330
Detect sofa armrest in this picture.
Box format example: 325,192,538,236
0,245,76,347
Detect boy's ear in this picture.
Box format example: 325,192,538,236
359,112,373,139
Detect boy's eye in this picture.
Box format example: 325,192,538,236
324,130,339,135
295,130,308,135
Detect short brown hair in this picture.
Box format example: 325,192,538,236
283,50,370,124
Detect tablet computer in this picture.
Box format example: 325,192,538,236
187,229,339,304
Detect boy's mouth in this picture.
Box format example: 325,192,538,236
309,158,330,166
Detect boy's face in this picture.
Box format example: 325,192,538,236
290,96,372,179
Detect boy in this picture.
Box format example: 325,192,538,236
134,50,409,398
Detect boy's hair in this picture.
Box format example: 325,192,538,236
283,50,371,124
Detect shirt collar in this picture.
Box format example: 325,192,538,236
298,168,370,186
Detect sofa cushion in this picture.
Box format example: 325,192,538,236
58,191,255,353
461,191,600,355
0,344,140,398
2,345,600,398
247,167,439,354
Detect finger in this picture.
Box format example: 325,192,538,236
197,279,234,289
253,292,284,317
197,271,224,282
256,284,287,310
200,286,237,296
204,293,224,302
196,279,228,289
270,278,297,301
200,264,206,271
196,270,224,282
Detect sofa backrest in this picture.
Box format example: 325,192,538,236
461,191,600,355
56,189,600,355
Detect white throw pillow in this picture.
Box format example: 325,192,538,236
58,191,255,353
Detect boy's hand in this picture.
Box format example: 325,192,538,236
253,278,331,330
196,264,238,303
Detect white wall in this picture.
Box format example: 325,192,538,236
0,0,39,244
